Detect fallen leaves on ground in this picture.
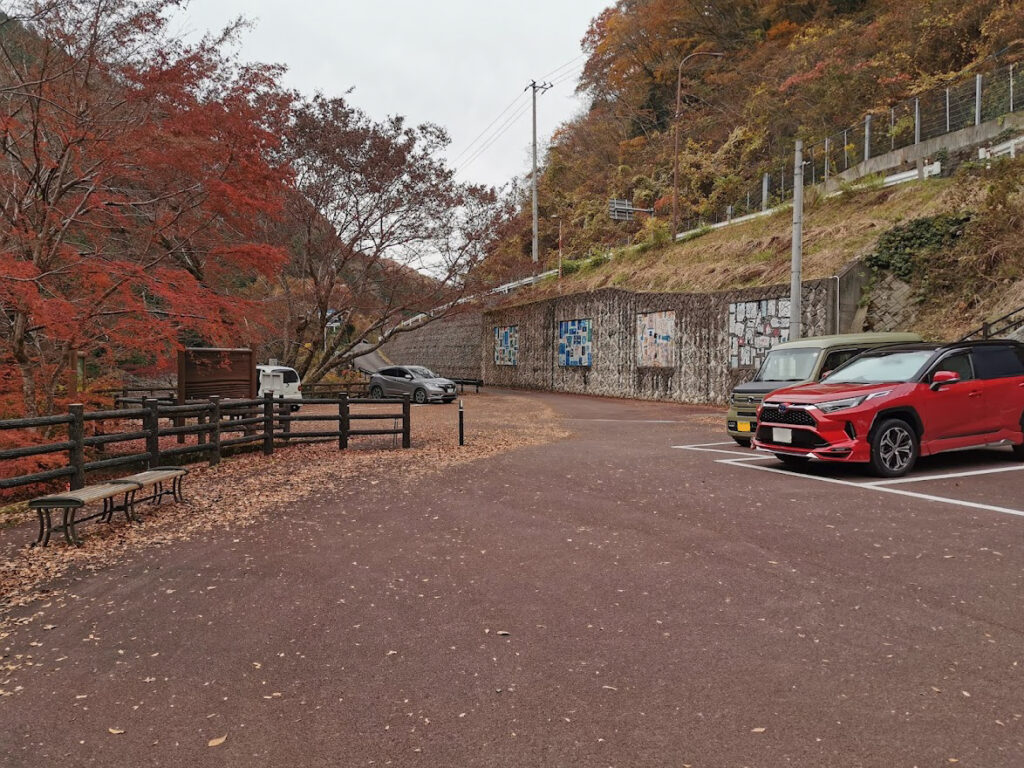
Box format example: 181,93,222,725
0,393,568,637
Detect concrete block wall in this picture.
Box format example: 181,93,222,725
864,274,919,332
483,280,837,405
379,310,484,380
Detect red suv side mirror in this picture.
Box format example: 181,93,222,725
930,370,961,391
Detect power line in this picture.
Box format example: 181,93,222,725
452,57,584,179
455,100,532,175
537,53,585,82
450,91,530,164
549,69,581,89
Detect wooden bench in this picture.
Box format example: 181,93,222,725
111,467,187,507
27,466,187,548
29,482,142,548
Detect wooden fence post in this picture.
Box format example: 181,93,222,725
144,398,161,469
263,392,274,456
209,396,221,466
402,394,411,449
68,403,86,490
339,394,349,450
280,400,291,442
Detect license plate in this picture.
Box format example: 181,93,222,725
737,421,752,433
772,427,793,444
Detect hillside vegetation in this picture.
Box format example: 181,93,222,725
516,155,1024,342
484,0,1024,280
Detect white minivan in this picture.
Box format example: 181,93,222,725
257,365,302,410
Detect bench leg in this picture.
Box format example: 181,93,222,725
152,481,163,506
62,507,82,547
126,488,140,523
31,509,48,547
173,475,184,502
101,496,114,524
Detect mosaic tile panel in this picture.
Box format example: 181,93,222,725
558,318,592,367
494,325,518,366
728,299,791,369
636,311,676,368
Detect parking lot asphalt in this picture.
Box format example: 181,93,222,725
2,390,1023,767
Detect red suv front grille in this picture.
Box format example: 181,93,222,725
759,406,816,427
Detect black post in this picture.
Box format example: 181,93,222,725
144,398,161,469
68,403,86,490
339,394,349,450
209,396,221,466
402,394,411,449
458,399,464,447
263,392,274,456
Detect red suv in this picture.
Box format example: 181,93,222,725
752,341,1024,477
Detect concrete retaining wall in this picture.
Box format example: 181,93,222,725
380,310,484,380
482,280,837,405
823,112,1024,194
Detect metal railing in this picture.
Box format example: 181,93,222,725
675,62,1023,235
958,305,1024,341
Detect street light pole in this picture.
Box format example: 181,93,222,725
672,51,724,240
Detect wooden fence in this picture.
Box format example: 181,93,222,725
104,380,371,407
0,394,410,496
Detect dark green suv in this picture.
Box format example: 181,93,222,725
726,332,922,446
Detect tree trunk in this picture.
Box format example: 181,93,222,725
11,311,39,417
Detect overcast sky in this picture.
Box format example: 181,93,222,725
176,1,608,191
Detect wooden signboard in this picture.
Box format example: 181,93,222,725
177,348,256,404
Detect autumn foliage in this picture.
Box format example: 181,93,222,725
489,0,1024,277
0,1,503,423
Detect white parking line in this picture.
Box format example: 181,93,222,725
570,419,689,423
672,444,765,457
867,464,1024,485
674,442,1024,520
718,459,1024,519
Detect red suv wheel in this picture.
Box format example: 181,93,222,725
869,418,918,477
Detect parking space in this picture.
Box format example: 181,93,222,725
5,390,1024,767
675,440,1024,518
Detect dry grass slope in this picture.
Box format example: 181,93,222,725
534,179,957,297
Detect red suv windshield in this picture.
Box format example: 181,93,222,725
826,350,933,384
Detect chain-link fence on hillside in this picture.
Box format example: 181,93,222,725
675,62,1023,235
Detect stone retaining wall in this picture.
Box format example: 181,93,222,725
482,280,837,405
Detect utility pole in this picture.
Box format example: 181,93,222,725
556,216,563,278
527,80,552,264
790,140,804,340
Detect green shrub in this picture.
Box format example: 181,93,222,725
865,213,970,280
632,216,671,252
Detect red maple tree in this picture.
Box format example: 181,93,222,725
0,1,292,417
